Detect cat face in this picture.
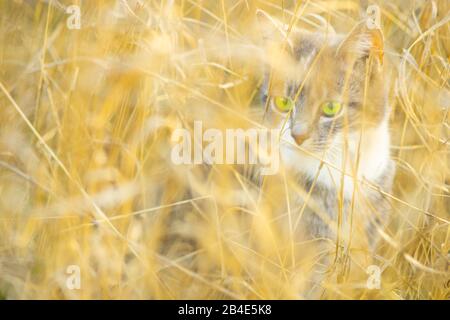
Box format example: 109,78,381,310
259,12,386,154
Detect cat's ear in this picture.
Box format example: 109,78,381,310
256,9,293,48
338,23,384,65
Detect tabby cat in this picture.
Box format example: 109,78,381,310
257,10,395,252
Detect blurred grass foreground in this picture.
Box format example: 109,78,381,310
0,0,449,299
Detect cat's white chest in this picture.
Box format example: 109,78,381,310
280,121,391,199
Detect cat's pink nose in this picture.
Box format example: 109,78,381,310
291,124,310,145
291,132,310,145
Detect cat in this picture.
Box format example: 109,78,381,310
256,10,395,268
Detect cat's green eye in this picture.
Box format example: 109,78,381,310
274,96,294,112
321,101,342,117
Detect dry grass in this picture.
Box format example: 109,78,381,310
0,0,448,299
